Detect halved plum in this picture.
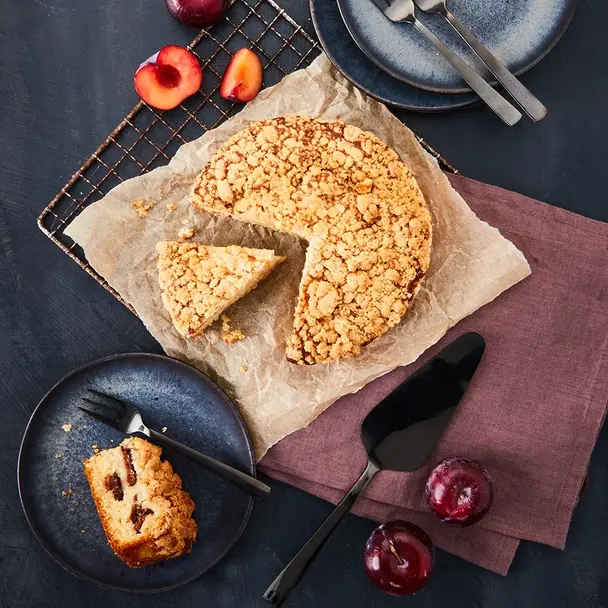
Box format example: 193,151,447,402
219,48,263,103
134,45,202,111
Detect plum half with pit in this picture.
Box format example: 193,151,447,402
363,521,434,595
425,457,493,526
134,45,202,111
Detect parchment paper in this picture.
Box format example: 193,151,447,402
66,54,530,459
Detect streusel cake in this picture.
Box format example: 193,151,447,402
191,116,432,364
83,437,197,568
157,241,285,338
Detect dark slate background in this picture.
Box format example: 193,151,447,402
0,0,606,606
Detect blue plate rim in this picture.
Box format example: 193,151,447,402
17,352,255,595
336,0,580,95
311,0,579,109
310,0,478,111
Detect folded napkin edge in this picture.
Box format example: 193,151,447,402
547,331,608,549
447,174,608,237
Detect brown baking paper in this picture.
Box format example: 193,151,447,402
66,54,530,459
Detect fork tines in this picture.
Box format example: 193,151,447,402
85,389,126,411
78,389,125,428
78,403,120,428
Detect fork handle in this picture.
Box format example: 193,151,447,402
148,429,270,500
444,10,547,122
410,19,522,126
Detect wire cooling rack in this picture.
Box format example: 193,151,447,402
38,0,457,314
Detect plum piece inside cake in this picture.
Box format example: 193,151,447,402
83,437,197,568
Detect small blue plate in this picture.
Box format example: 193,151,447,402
18,353,255,594
336,0,578,95
311,0,479,111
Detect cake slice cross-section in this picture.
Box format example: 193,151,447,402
83,437,197,568
156,241,285,338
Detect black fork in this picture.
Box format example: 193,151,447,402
80,389,270,500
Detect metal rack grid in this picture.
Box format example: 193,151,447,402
38,0,456,314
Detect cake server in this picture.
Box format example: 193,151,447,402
79,389,271,499
413,0,547,121
263,332,485,606
367,0,521,125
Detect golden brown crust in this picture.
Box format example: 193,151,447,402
83,437,197,568
191,116,432,364
156,242,285,338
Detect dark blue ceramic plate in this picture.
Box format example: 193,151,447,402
311,0,479,110
18,353,255,594
336,0,578,95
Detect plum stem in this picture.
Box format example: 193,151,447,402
388,541,404,565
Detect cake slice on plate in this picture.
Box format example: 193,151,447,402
156,241,285,338
83,437,197,568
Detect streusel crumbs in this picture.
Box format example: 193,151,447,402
178,226,196,240
156,242,284,338
220,314,245,344
130,199,154,218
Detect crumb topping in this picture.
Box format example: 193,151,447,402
191,116,431,364
178,226,196,240
130,199,154,218
221,314,245,344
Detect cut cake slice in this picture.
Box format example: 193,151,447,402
156,241,285,338
83,437,197,568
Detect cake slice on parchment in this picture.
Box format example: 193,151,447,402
83,437,197,568
156,241,285,338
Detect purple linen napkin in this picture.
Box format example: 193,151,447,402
260,174,608,574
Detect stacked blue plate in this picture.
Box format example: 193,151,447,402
310,0,578,111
